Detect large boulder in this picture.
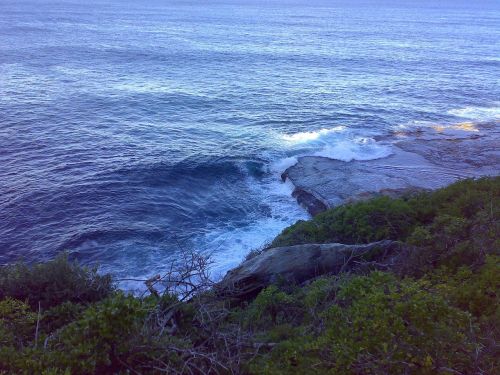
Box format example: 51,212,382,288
217,240,404,300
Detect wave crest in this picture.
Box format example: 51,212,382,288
281,126,345,143
448,104,500,121
313,137,392,162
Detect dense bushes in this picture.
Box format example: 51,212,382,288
0,177,498,374
272,176,499,250
244,256,499,374
245,272,480,374
272,196,418,247
0,253,113,310
0,253,249,374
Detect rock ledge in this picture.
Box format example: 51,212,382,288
217,240,403,299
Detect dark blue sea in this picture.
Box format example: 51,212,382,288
1,0,499,288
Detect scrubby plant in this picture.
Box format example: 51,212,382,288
247,272,481,375
273,176,499,249
427,255,500,374
0,253,114,310
272,195,417,247
47,293,156,373
245,285,298,326
0,298,36,348
41,301,85,333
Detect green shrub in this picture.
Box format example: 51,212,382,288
428,255,500,373
273,177,499,250
272,196,417,247
245,285,298,327
43,293,147,373
250,272,478,375
0,298,36,348
0,253,114,310
41,301,85,334
440,255,500,318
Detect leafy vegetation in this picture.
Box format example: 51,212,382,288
0,253,113,310
272,177,498,247
0,177,498,374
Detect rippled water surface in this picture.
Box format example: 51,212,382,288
1,0,499,287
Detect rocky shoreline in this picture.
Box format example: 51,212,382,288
281,121,499,215
214,121,500,298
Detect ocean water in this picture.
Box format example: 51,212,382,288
1,0,499,288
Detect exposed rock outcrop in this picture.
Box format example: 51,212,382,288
217,240,404,300
282,122,499,215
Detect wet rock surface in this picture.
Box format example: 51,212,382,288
283,122,499,214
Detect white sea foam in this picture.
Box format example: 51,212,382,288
205,215,300,280
281,126,345,143
111,155,308,291
313,137,393,162
196,172,308,280
117,129,390,290
268,156,298,174
278,125,391,163
448,104,500,121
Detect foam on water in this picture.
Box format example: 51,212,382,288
268,156,299,174
192,130,393,282
281,126,345,144
173,165,308,284
313,137,393,162
214,158,309,274
448,104,500,121
188,125,394,282
277,126,392,163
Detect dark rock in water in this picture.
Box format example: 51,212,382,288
217,240,403,300
283,122,500,212
280,170,288,182
292,187,328,216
